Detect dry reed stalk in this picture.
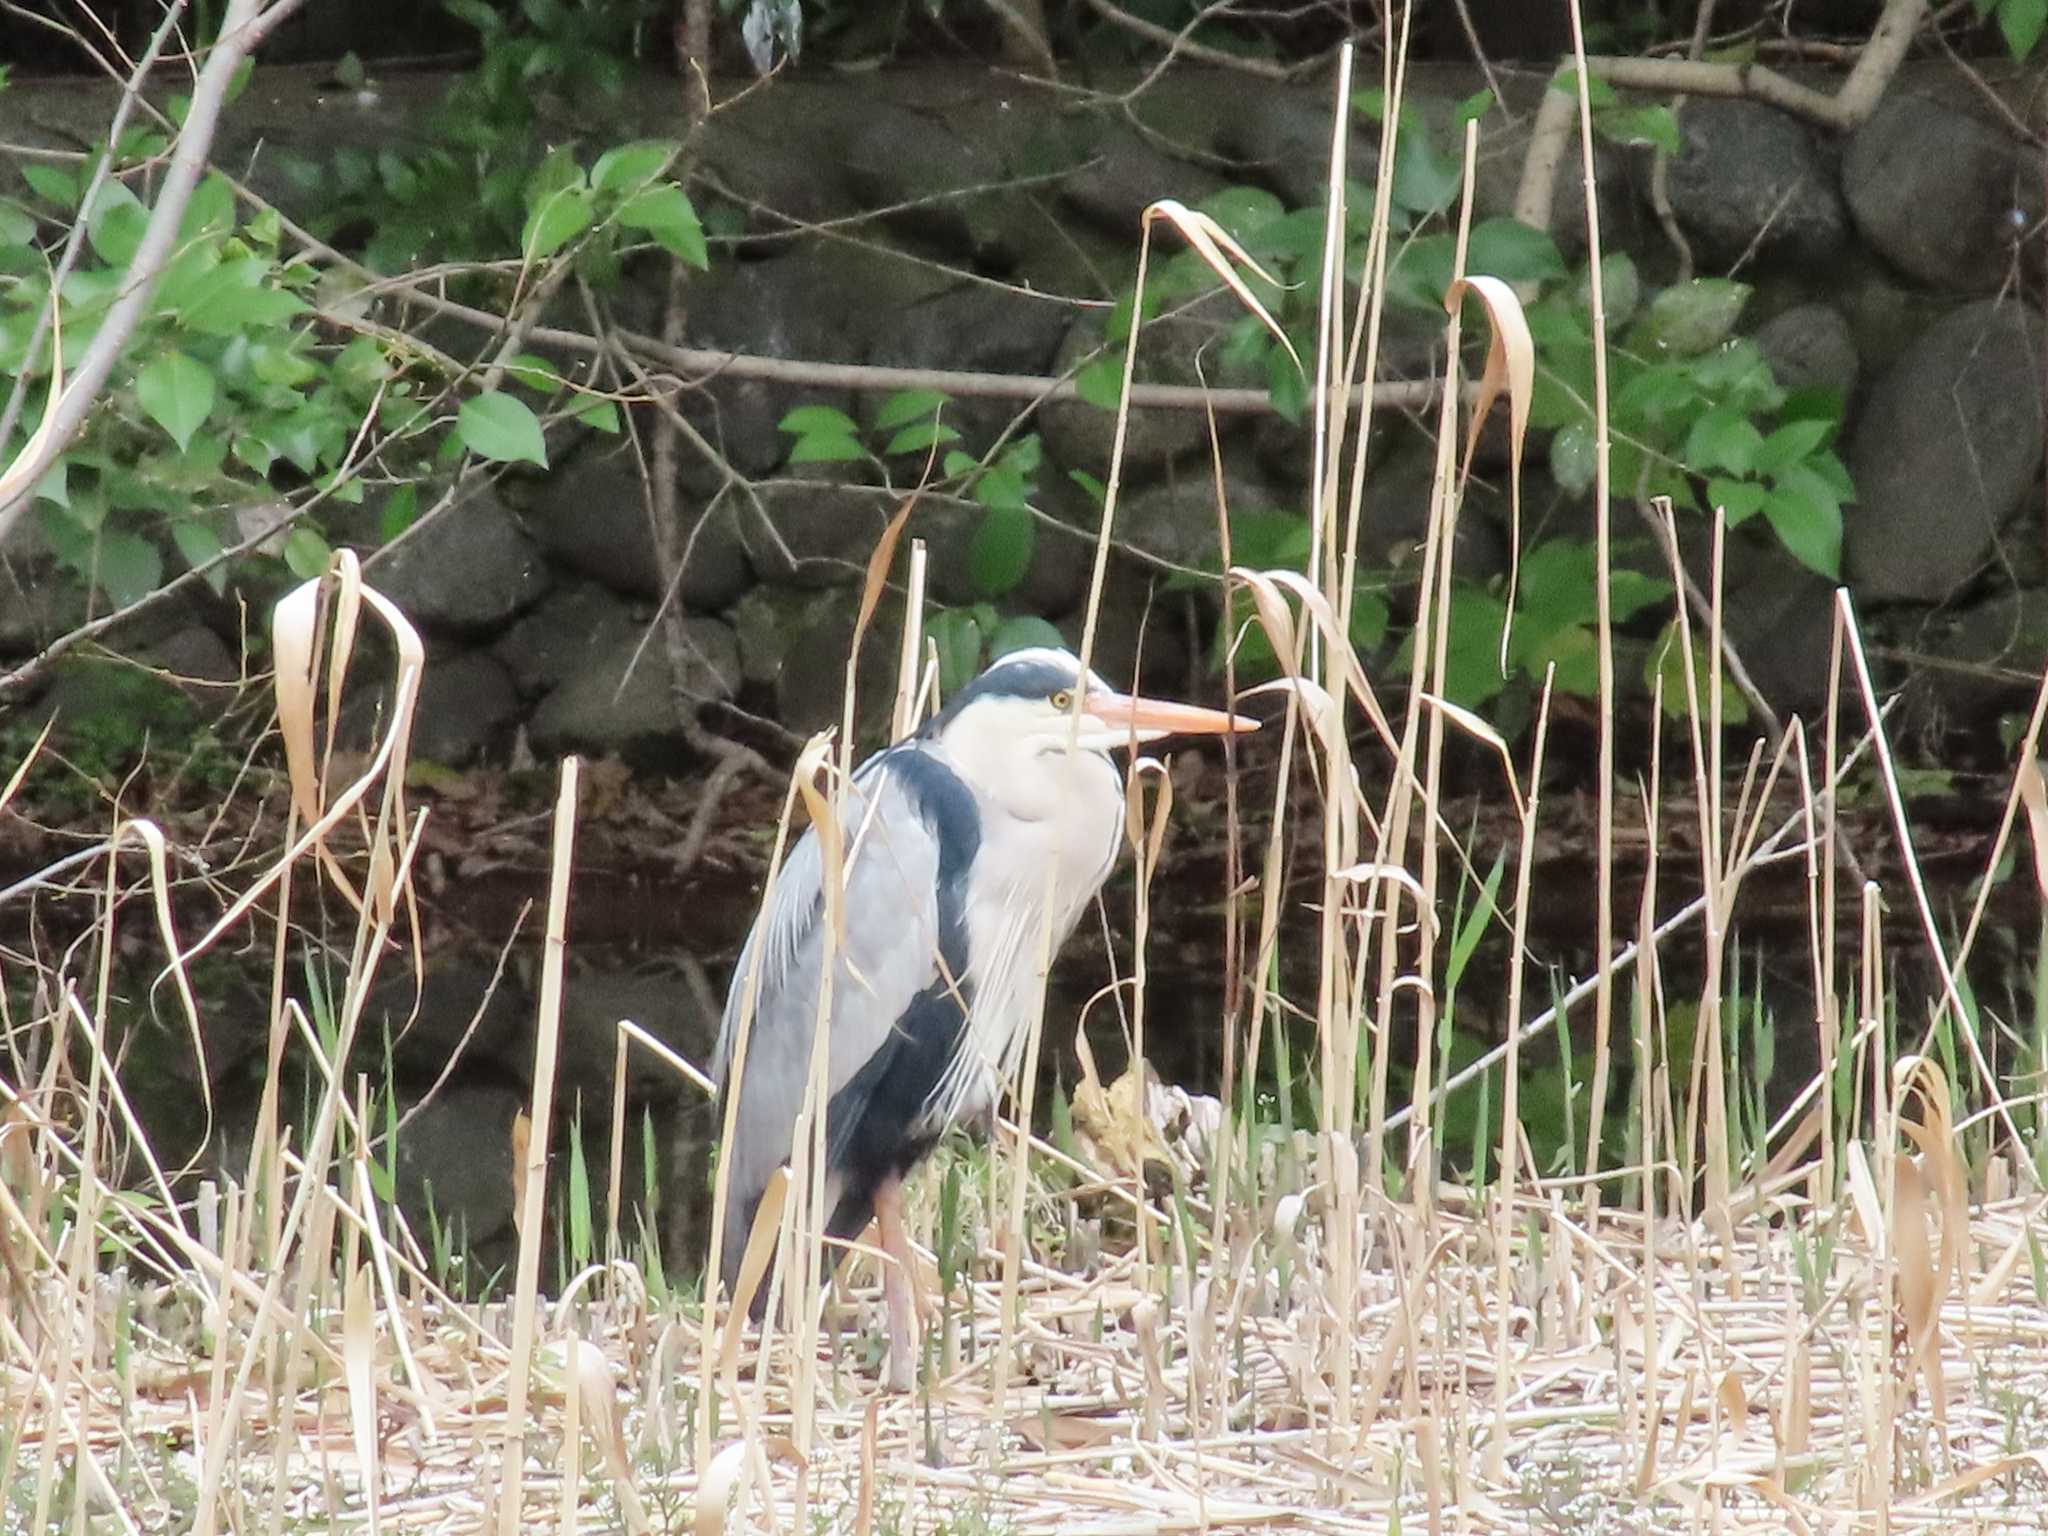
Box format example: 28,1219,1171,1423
1307,43,1366,1457
1836,591,2029,1157
1564,0,1622,1235
495,753,580,1534
1486,667,1557,1482
1387,107,1481,1252
893,538,928,740
1122,758,1173,1296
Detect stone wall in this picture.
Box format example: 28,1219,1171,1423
3,57,2044,1266
5,61,2045,762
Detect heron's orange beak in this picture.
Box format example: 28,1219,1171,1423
1084,688,1259,738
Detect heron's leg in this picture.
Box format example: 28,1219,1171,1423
873,1173,919,1391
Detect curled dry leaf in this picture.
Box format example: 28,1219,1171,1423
693,1435,805,1536
1444,273,1533,668
1892,1054,1964,1425
178,555,423,966
1144,199,1300,377
692,1442,747,1536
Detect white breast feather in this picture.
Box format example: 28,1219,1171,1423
922,771,1121,1132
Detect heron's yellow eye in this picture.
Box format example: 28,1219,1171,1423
1050,689,1074,711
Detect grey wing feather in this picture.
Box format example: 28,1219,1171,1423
710,759,945,1286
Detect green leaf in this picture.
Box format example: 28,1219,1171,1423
1549,420,1598,495
1229,510,1313,572
968,503,1035,597
1349,589,1390,651
1551,67,1620,108
1762,469,1842,580
930,609,985,695
521,186,594,262
1683,406,1765,476
570,393,620,433
135,352,215,452
97,531,162,607
1646,619,1749,725
457,390,548,466
179,172,236,243
1631,278,1751,356
1267,345,1309,422
180,259,311,335
1610,570,1675,626
0,200,35,245
86,180,148,266
1196,185,1285,244
592,140,679,193
971,465,1030,511
283,526,332,580
33,459,66,508
1523,620,1599,697
381,484,419,541
1706,476,1768,525
1385,233,1457,311
2000,0,2047,59
1753,417,1833,475
1455,88,1496,126
1806,448,1855,501
1466,218,1566,284
171,518,225,591
1390,132,1461,219
786,433,864,464
617,185,707,267
989,614,1065,659
22,164,76,209
233,435,275,476
885,420,960,457
1075,357,1123,412
1437,588,1511,709
1585,252,1642,328
779,405,860,437
503,353,563,393
1596,104,1681,154
874,388,950,432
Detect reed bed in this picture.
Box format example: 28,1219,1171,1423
8,10,2048,1533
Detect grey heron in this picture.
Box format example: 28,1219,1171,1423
711,646,1255,1387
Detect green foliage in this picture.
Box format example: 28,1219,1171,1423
1060,78,1854,733
1388,538,1673,713
0,6,684,621
1526,258,1853,581
1980,0,2048,60
778,394,1060,683
294,0,662,272
1550,66,1682,154
929,606,1066,695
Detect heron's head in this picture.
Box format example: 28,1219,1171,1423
931,647,1257,756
